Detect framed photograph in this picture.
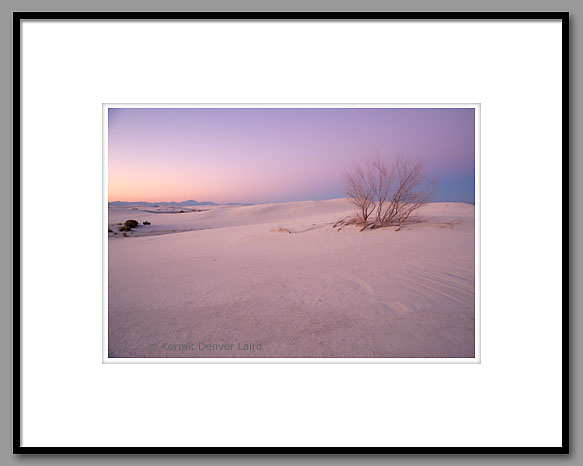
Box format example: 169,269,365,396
104,103,479,363
15,12,568,452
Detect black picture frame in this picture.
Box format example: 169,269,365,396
13,11,570,454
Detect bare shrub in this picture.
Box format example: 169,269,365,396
339,152,434,230
344,162,377,224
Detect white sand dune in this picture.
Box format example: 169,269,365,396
108,199,475,358
108,199,361,236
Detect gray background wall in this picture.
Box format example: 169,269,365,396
2,1,579,464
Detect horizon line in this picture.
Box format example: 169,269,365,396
107,197,476,206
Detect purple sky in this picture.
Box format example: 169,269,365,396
108,107,475,204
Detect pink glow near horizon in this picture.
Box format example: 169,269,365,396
108,107,475,204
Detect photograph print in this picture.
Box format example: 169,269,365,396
106,105,478,360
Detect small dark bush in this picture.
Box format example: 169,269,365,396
143,221,151,225
118,225,130,232
108,229,113,233
124,219,139,229
122,232,127,237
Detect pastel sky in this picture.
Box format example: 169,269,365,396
108,107,475,204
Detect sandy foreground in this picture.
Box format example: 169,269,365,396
107,199,475,358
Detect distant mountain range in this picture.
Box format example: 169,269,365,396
108,200,251,207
